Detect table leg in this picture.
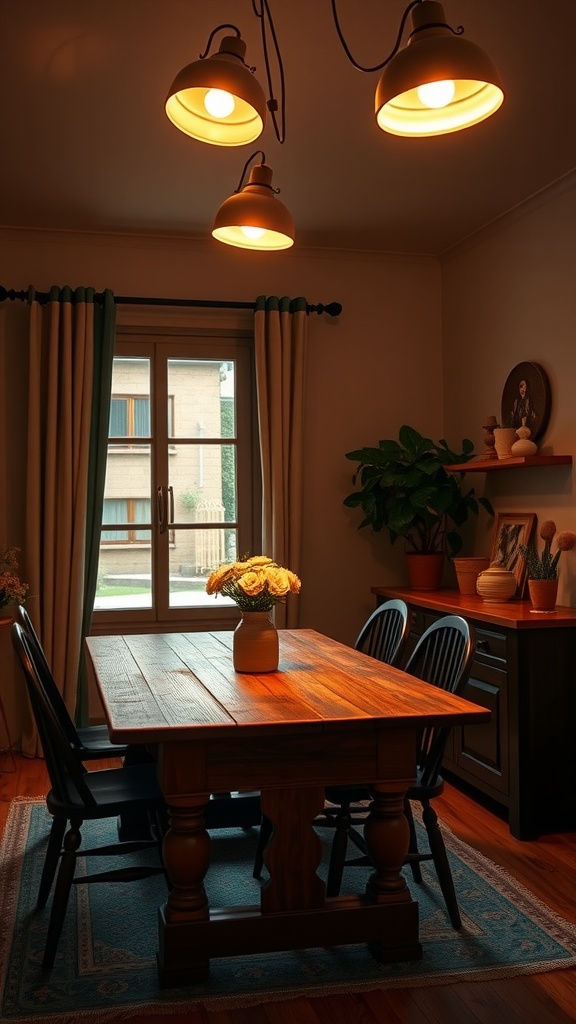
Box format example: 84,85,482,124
259,785,325,912
157,794,211,986
362,782,420,963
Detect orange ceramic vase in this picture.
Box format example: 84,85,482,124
528,578,558,612
233,611,279,673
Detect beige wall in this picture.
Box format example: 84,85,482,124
441,172,576,607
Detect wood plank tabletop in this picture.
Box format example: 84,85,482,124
86,628,490,744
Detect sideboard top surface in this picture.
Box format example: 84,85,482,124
371,586,576,630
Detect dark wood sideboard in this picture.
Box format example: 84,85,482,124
372,586,576,841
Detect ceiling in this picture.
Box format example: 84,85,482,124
2,0,576,256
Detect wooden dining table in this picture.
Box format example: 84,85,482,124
85,627,490,988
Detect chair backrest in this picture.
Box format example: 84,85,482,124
403,614,475,787
15,604,82,749
354,599,410,667
11,622,95,807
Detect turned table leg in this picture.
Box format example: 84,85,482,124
157,794,211,986
363,783,421,963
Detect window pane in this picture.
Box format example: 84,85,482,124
168,444,236,525
168,527,237,608
167,359,235,439
94,531,152,610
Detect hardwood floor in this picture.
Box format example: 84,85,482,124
1,753,576,1023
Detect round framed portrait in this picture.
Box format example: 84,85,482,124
501,362,551,442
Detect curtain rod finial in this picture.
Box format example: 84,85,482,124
308,301,342,317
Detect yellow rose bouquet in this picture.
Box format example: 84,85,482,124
206,555,301,612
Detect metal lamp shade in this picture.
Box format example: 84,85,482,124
212,165,295,251
165,36,266,146
375,1,504,137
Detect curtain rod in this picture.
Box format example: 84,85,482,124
0,287,342,318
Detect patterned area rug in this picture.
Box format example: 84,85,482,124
1,798,576,1022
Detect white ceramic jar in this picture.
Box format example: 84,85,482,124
476,565,517,602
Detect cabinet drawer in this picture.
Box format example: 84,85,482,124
473,626,506,664
452,662,509,798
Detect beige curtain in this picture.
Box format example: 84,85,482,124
254,296,308,629
23,287,100,755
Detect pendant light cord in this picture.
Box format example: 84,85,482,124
331,0,420,73
330,0,462,75
234,151,281,194
252,0,286,143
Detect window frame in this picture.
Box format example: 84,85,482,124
91,320,261,635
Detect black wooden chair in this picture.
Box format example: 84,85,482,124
15,604,132,761
353,598,410,665
252,599,410,880
11,621,168,971
321,614,475,928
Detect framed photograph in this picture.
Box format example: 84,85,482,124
501,362,551,442
490,512,537,598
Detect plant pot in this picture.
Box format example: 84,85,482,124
233,611,279,672
405,553,444,591
493,427,517,460
453,557,491,596
528,578,558,613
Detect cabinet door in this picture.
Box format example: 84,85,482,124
447,626,509,801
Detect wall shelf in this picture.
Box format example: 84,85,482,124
447,455,572,473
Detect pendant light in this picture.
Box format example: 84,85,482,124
331,0,504,138
165,26,267,147
376,1,504,136
212,152,294,251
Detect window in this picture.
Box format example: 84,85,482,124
110,396,150,437
102,499,151,543
92,327,260,630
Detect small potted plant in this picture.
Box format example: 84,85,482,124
343,425,493,590
520,520,576,611
493,416,517,460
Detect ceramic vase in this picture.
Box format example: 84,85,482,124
453,557,491,596
476,565,517,602
511,420,538,457
405,552,444,591
233,610,279,673
493,427,517,460
528,578,558,612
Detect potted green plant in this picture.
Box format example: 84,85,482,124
520,520,576,611
343,424,494,590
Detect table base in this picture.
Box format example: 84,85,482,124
157,897,421,987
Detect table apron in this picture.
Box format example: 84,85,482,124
157,725,418,796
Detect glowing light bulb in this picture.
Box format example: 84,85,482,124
240,225,266,240
204,89,235,118
416,80,456,109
